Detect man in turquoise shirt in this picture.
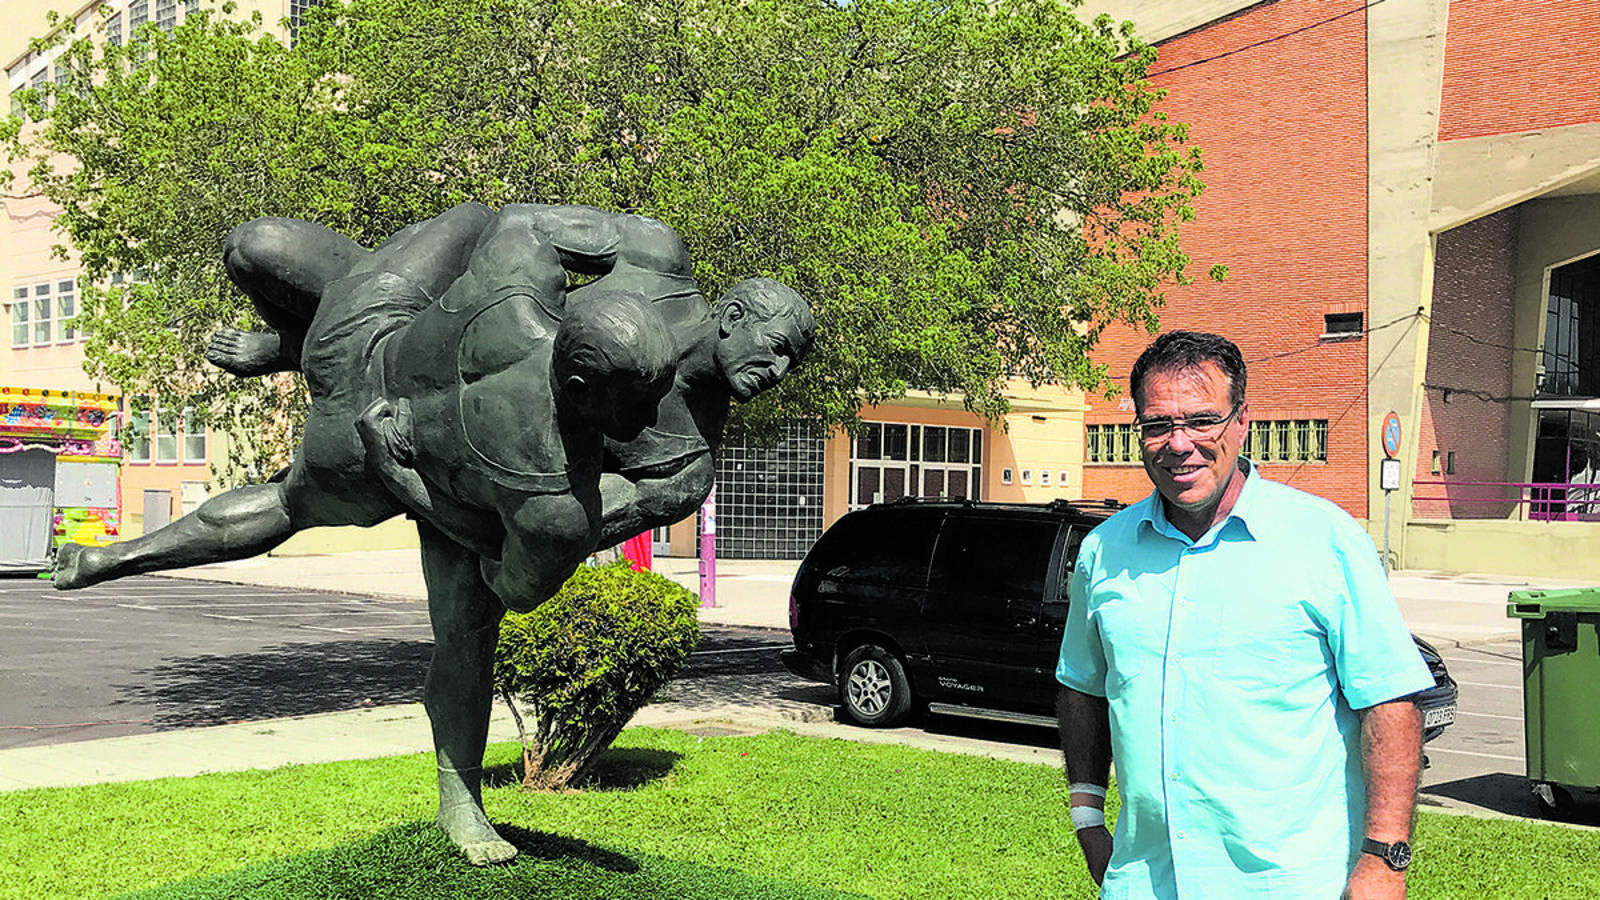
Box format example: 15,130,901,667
1056,332,1433,900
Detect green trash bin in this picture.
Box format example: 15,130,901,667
1508,588,1600,815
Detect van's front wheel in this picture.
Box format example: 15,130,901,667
840,644,912,727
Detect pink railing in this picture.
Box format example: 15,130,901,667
1411,480,1600,522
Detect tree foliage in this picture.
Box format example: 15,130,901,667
4,0,1203,471
494,562,700,791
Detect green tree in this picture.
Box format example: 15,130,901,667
4,0,1203,472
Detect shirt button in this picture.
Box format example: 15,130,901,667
1176,830,1186,840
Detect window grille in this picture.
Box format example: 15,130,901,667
711,421,825,559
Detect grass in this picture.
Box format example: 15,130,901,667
1,728,1596,899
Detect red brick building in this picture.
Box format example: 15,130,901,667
1078,0,1600,578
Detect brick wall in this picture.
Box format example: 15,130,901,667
1080,0,1372,515
1412,209,1519,519
1439,0,1600,141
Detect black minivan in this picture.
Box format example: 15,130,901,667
783,498,1459,738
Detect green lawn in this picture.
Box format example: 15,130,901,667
1,728,1596,899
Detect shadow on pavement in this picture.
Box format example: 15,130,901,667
1423,772,1600,826
113,640,433,728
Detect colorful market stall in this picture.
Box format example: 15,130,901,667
0,387,121,570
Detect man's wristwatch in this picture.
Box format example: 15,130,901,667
1361,838,1412,872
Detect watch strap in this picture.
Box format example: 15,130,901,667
1360,837,1412,871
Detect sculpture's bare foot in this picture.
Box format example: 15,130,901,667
206,328,287,377
438,800,517,866
52,542,101,591
437,767,517,866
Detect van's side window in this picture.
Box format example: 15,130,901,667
929,515,1058,599
1053,527,1086,604
818,512,940,586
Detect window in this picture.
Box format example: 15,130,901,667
1323,312,1363,337
1085,422,1140,464
1242,419,1328,464
155,412,180,462
851,422,983,507
930,514,1058,600
10,287,27,347
182,407,207,462
290,0,326,42
29,67,47,111
130,0,149,28
156,0,177,31
56,279,76,342
106,12,122,46
1540,252,1600,398
127,408,151,463
32,283,52,344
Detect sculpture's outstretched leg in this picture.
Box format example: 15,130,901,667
53,483,295,590
417,521,516,866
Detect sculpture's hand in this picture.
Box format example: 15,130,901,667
356,398,427,509
356,397,501,558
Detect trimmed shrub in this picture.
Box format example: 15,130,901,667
493,562,700,790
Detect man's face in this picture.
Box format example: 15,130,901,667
715,308,808,402
1137,361,1248,533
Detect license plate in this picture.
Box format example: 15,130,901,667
1423,705,1456,728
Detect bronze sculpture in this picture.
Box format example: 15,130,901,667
53,203,815,865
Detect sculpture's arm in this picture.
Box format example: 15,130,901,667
354,398,501,558
595,454,715,550
483,490,595,614
499,204,625,276
502,203,694,279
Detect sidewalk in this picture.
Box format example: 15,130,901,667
158,550,798,630
4,548,1590,792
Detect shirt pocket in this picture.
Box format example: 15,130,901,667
1206,590,1325,689
1092,592,1155,693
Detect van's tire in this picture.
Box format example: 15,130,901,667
839,644,913,727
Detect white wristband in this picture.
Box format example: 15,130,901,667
1070,806,1107,831
1068,783,1107,798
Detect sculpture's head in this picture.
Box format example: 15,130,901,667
553,291,677,440
711,278,815,402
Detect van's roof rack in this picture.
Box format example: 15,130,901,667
872,496,1125,512
1047,498,1125,511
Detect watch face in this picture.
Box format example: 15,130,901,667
1386,841,1412,871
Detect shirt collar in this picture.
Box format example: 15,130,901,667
1138,457,1263,546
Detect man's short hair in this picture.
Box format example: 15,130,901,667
553,290,676,392
1129,331,1247,412
719,277,816,349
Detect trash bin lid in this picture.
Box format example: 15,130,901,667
1507,587,1600,619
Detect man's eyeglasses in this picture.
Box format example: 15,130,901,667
1136,405,1240,445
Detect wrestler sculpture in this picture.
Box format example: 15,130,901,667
52,202,814,865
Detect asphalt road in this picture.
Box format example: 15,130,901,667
0,573,811,751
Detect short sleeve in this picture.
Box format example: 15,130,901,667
1056,536,1108,696
1323,519,1434,709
